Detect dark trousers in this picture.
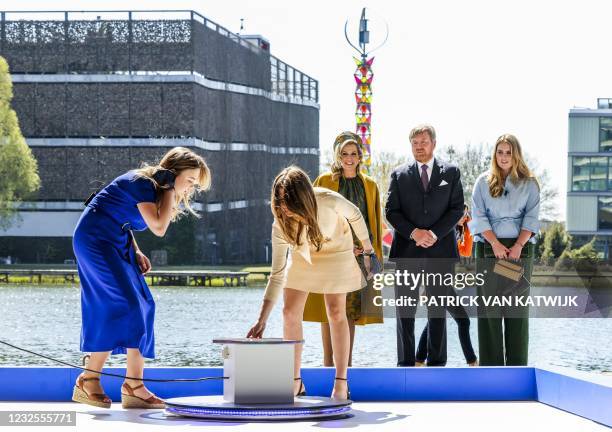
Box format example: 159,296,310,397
416,305,477,364
395,259,453,367
475,240,534,366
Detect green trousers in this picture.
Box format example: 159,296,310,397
475,239,534,366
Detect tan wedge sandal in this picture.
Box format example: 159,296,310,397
72,374,112,409
121,382,165,409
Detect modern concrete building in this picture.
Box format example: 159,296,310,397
0,10,319,264
567,98,612,257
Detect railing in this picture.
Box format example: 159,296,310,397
270,55,318,102
0,10,318,102
0,268,254,286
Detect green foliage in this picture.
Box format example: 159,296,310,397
541,222,571,263
555,237,599,272
0,56,40,229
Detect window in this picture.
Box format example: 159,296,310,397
591,157,608,190
206,202,223,212
598,197,612,230
600,118,612,152
572,157,590,191
571,156,612,191
598,99,612,109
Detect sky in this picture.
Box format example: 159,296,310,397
7,0,612,220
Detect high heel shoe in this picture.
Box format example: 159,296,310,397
333,377,351,400
72,374,112,409
294,377,307,397
121,382,165,409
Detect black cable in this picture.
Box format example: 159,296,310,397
0,340,228,382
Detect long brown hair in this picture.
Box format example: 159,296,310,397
330,131,363,181
488,134,538,198
135,147,211,221
271,166,324,251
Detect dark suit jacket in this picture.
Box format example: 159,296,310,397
385,158,464,259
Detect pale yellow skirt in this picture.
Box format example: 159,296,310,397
285,244,365,294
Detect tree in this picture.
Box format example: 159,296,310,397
527,157,559,220
541,222,571,264
368,151,407,207
437,143,491,207
555,237,599,272
319,148,333,175
0,56,40,229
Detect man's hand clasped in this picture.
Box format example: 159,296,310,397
412,228,437,248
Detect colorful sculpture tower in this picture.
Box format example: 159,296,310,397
354,56,374,172
345,8,387,173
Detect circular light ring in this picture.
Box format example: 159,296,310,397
165,404,352,420
164,396,351,410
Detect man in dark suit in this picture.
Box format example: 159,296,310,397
385,124,464,366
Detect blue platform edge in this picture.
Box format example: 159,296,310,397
0,367,609,427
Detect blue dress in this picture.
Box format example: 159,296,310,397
73,171,158,358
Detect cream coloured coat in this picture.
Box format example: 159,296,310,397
263,187,370,304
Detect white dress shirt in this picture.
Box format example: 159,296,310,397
417,158,434,182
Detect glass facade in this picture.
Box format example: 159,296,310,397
571,157,589,191
568,107,612,259
598,197,612,230
591,157,607,190
600,117,612,152
571,156,612,191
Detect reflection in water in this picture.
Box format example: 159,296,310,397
0,286,610,372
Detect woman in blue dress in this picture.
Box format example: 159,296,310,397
71,147,211,409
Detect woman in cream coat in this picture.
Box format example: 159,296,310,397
304,131,383,368
247,166,373,400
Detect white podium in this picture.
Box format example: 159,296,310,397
213,338,303,404
164,337,352,421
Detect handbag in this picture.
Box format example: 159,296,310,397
482,242,531,296
368,253,383,275
493,259,523,281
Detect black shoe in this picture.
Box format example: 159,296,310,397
334,377,351,400
294,377,306,397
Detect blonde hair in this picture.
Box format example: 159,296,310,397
330,131,363,181
135,147,211,221
271,166,324,251
488,134,538,198
409,124,437,142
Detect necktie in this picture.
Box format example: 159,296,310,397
421,164,429,190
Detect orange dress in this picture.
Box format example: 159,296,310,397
457,217,474,257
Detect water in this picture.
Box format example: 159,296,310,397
0,285,610,372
